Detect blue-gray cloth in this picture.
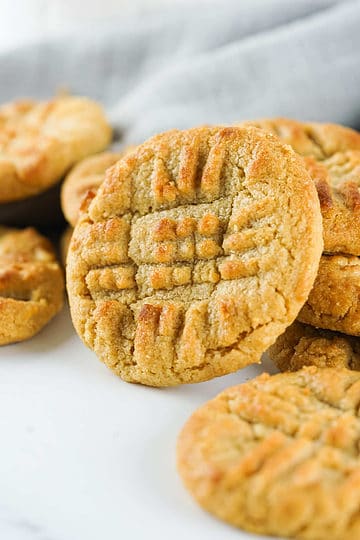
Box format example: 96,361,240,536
0,0,359,145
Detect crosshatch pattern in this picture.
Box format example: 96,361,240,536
68,126,322,386
177,367,360,538
241,118,360,256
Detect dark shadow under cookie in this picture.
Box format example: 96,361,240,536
0,181,66,232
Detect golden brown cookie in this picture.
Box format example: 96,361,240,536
241,118,360,255
269,320,360,372
0,96,112,203
60,226,73,267
61,150,134,227
67,126,322,386
0,226,64,344
241,118,360,159
298,254,360,335
177,366,360,539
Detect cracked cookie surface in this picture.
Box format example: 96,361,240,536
177,366,360,539
241,118,360,255
269,321,360,372
0,226,64,344
298,254,360,335
61,150,134,227
0,96,112,203
67,126,322,386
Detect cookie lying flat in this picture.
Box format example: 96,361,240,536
0,96,112,203
298,254,360,335
67,126,322,386
269,320,360,372
61,150,134,227
0,227,64,344
177,367,360,539
241,118,360,255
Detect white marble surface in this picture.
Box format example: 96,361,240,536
0,304,276,540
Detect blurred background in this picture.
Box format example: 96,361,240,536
0,0,204,51
1,0,360,141
0,0,360,134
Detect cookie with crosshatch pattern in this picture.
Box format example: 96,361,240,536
240,118,360,255
67,126,323,386
177,367,360,539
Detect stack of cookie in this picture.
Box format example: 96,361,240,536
66,125,323,386
64,123,360,539
66,120,360,382
175,121,360,540
240,119,360,374
0,95,112,344
3,95,360,538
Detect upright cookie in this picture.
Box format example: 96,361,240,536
0,227,64,344
67,126,322,386
269,320,360,372
0,96,112,203
298,254,360,335
61,150,134,227
241,118,360,255
177,367,360,539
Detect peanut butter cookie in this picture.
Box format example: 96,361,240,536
0,96,112,203
0,226,64,344
241,119,360,255
67,126,322,387
298,254,360,335
269,320,360,372
61,150,134,227
177,366,360,539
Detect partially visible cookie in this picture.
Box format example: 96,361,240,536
241,118,360,159
67,126,322,386
177,366,360,539
241,118,360,255
61,150,134,227
269,320,360,372
298,254,360,335
304,153,360,255
0,227,64,344
0,96,112,203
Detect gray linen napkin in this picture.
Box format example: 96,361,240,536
0,0,359,145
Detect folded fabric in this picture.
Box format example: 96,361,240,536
0,0,359,144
